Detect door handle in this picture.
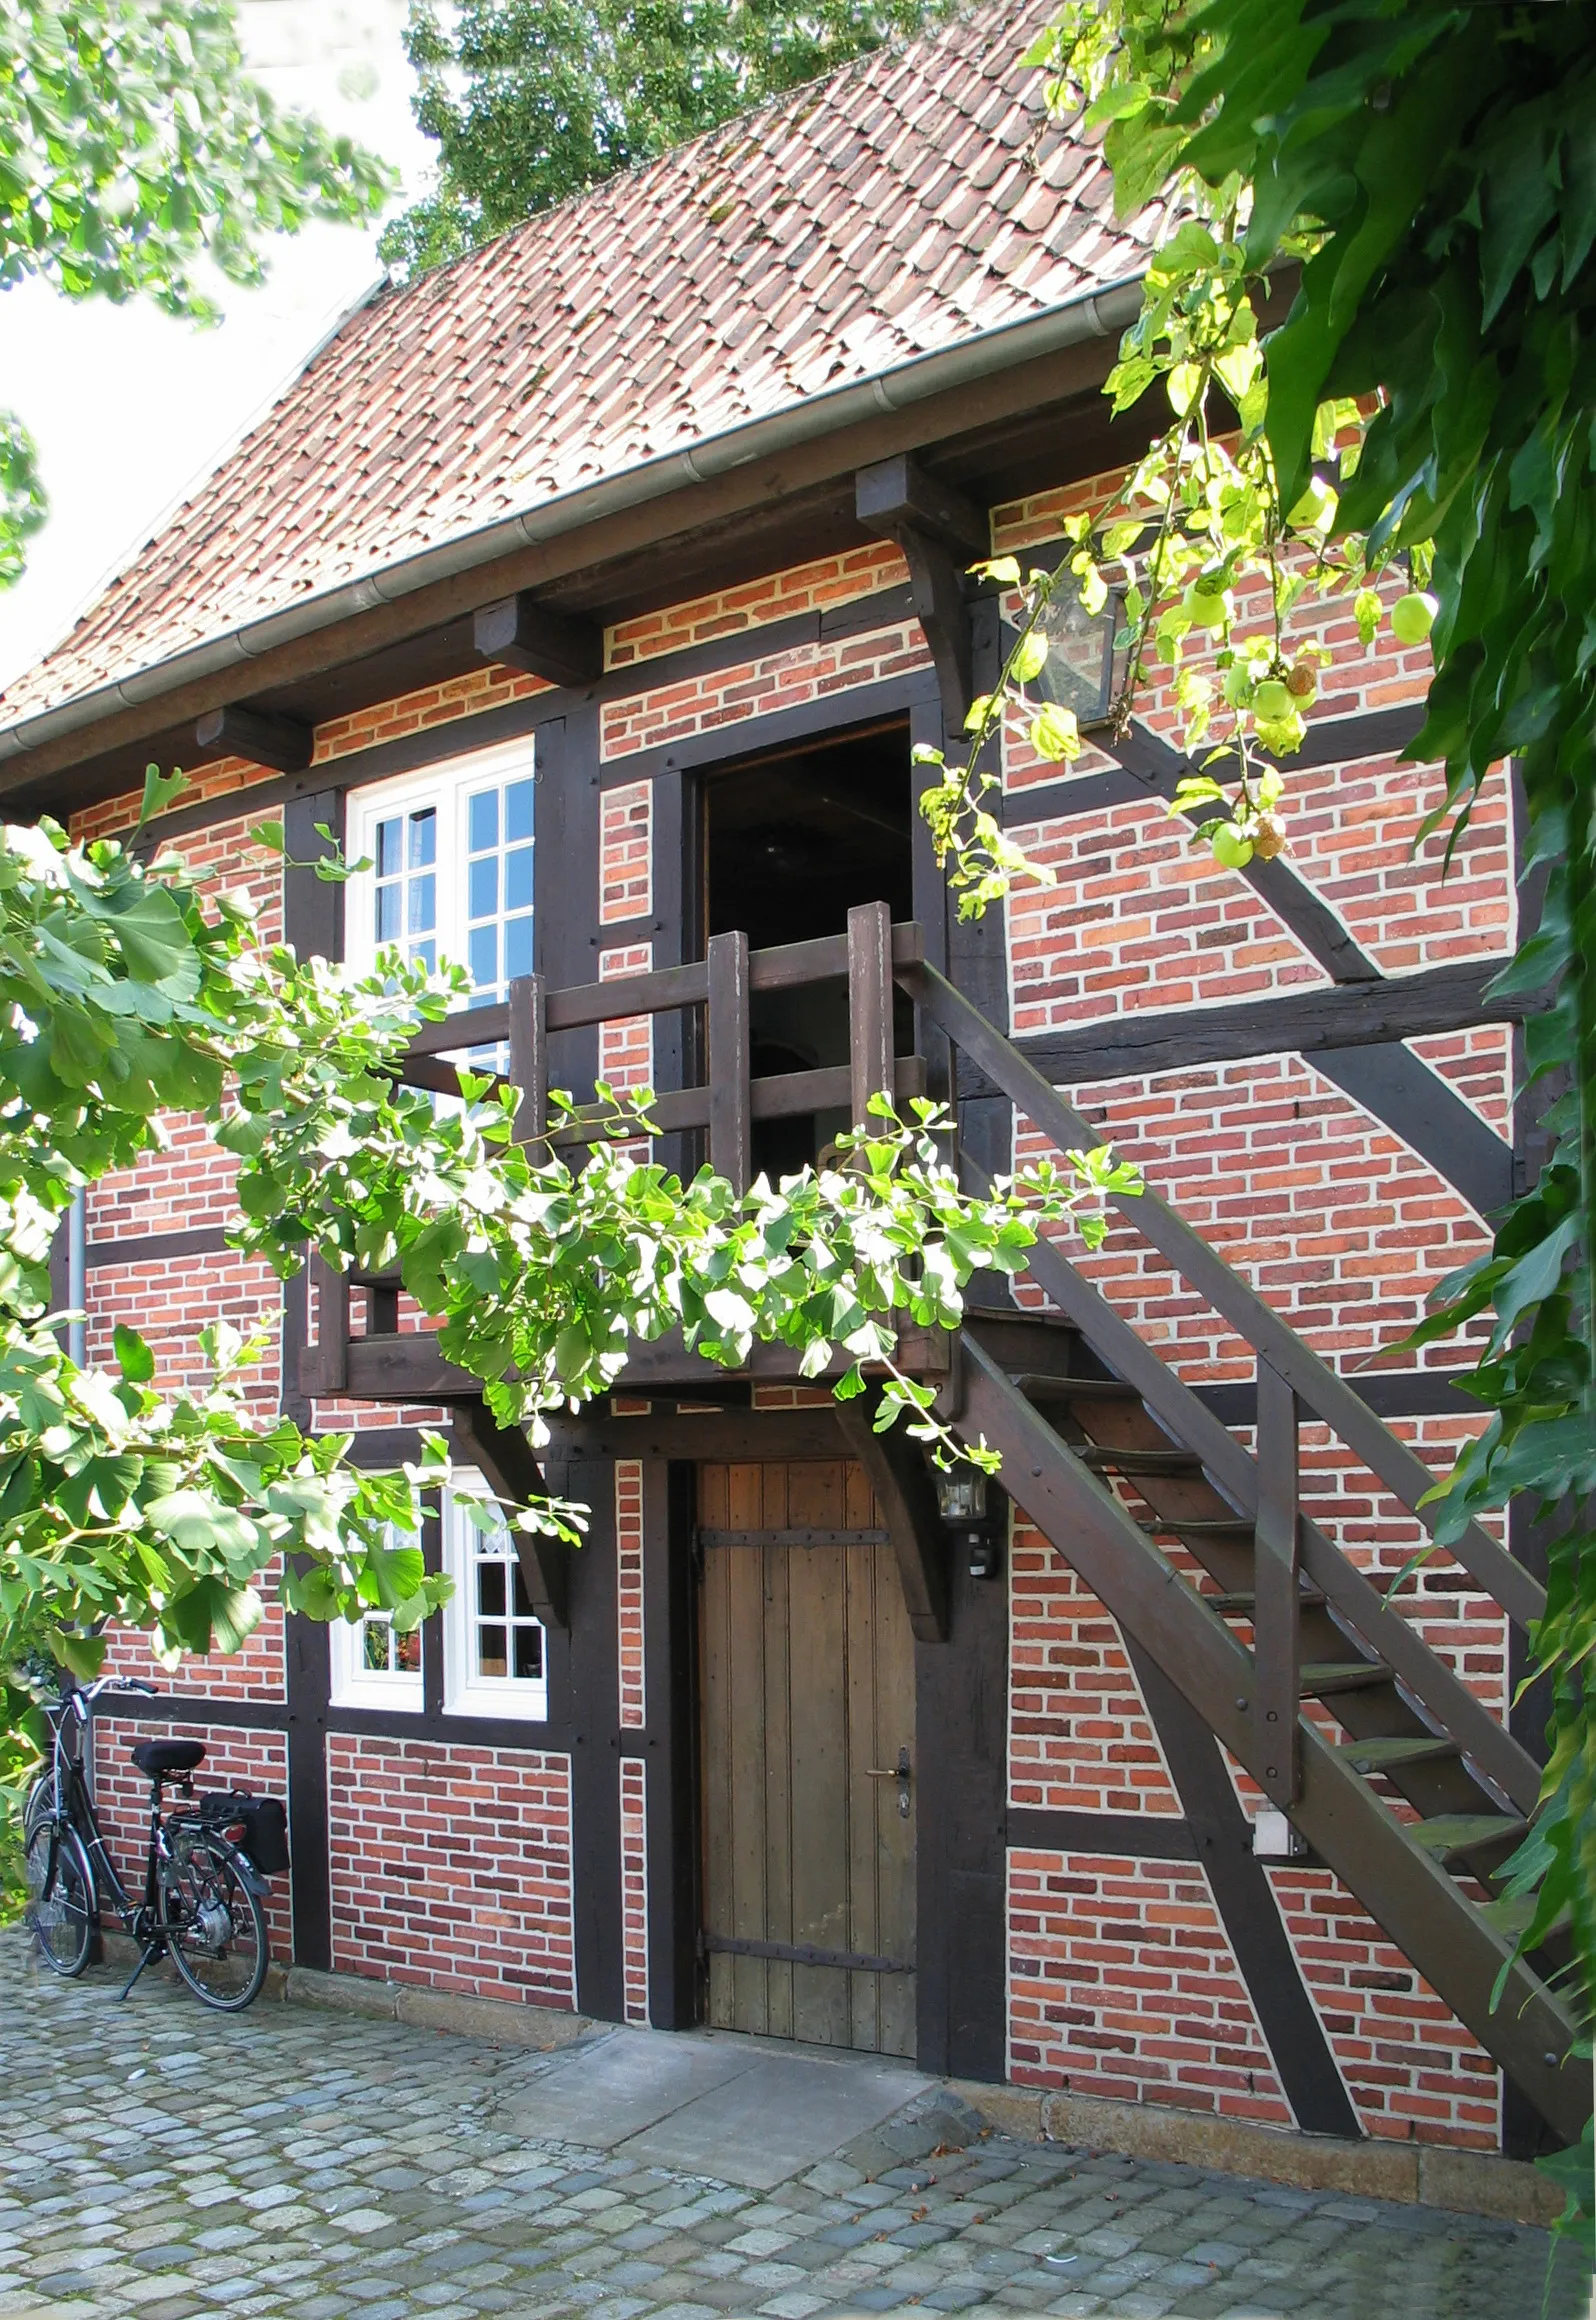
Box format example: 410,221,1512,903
864,1748,912,1818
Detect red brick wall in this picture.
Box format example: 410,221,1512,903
326,1734,575,2006
1009,1849,1293,2127
600,620,927,762
91,1717,292,1960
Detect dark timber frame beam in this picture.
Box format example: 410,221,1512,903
449,1398,571,1629
834,1384,950,1642
856,453,988,733
475,593,604,688
1002,959,1549,1088
1084,715,1517,1218
193,704,313,773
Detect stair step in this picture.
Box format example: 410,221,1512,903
1339,1734,1462,1774
1012,1373,1139,1403
1207,1587,1325,1614
1410,1813,1530,1866
1301,1660,1393,1697
1078,1446,1204,1476
1142,1518,1256,1540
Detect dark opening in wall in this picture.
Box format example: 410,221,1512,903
701,717,914,1179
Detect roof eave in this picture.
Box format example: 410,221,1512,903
0,276,1146,771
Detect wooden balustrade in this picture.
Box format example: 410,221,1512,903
300,905,930,1397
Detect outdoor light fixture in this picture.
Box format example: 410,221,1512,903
1005,587,1124,728
935,1469,1003,1581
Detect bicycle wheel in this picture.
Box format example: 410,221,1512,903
24,1820,94,1976
158,1833,268,2010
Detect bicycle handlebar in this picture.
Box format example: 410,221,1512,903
53,1675,161,1720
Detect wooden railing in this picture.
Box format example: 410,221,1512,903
301,902,929,1398
900,957,1547,1815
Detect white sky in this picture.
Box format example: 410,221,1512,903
0,0,437,692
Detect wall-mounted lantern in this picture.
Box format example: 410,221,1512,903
935,1469,1003,1581
1003,586,1123,729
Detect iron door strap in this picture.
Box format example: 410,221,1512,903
699,1930,914,1974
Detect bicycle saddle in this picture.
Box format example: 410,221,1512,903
130,1739,206,1777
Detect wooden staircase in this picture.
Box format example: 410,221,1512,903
902,958,1589,2144
299,904,1589,2139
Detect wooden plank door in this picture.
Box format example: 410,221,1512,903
698,1458,916,2057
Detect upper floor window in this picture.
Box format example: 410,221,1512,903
349,739,536,1006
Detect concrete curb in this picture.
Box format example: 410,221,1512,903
948,2081,1566,2228
281,1962,594,2052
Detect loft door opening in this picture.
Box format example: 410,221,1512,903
702,718,914,1179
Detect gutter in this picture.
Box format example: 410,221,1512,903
0,275,1145,767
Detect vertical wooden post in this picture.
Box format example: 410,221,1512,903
848,899,894,1129
1254,1357,1301,1805
508,972,547,1148
707,928,750,1193
308,1252,349,1396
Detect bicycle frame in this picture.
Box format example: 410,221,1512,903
41,1688,152,1932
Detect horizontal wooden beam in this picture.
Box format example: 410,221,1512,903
545,1408,845,1461
194,704,313,774
1005,1807,1199,1860
1005,702,1431,833
474,593,603,688
403,920,926,1052
1002,958,1543,1087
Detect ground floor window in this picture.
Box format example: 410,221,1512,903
442,1480,548,1721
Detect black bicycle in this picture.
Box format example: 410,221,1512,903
23,1674,288,2011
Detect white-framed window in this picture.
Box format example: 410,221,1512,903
442,1479,548,1722
328,1602,424,1712
348,738,537,1008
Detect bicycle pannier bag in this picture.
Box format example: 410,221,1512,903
236,1797,290,1876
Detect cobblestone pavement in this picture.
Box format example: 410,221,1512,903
0,1933,1583,2320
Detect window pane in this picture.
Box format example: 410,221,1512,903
504,915,534,982
394,1626,421,1673
468,925,497,990
413,938,437,972
409,873,436,935
375,885,399,941
505,845,534,911
477,1562,506,1617
362,1620,392,1673
514,1627,543,1681
409,809,437,868
468,789,498,853
468,856,498,920
376,818,402,879
512,1563,532,1618
478,1625,508,1677
506,780,535,843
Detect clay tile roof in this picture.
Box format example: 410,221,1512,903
1,0,1162,732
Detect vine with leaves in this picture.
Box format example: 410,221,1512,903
914,0,1596,2245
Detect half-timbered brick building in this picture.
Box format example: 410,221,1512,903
4,0,1582,2201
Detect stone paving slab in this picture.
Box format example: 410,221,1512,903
0,1930,1585,2320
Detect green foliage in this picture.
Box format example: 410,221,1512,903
0,0,392,585
377,0,958,279
939,0,1596,2194
0,798,1133,1865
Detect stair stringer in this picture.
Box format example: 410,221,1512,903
959,1331,1588,2145
993,1220,1541,1819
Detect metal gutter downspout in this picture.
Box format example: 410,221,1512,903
0,275,1146,770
